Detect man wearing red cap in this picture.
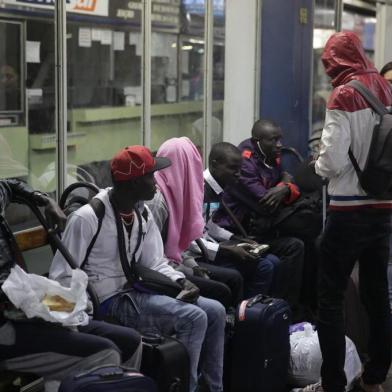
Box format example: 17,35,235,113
50,145,226,392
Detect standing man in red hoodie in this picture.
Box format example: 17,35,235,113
303,32,392,392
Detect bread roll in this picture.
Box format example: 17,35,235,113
42,294,75,312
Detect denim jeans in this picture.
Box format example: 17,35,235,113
107,291,226,392
317,210,391,392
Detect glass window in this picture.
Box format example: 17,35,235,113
342,10,376,57
0,4,57,234
211,0,225,147
66,0,142,189
150,0,205,153
311,0,336,154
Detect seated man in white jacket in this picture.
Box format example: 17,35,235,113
50,145,226,392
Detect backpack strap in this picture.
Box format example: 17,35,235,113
347,80,389,116
347,80,389,183
81,198,105,269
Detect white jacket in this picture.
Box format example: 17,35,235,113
50,188,184,302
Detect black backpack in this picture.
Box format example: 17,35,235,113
347,80,392,199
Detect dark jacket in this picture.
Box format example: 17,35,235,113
213,138,299,231
0,180,38,326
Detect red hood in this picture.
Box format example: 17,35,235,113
321,32,378,88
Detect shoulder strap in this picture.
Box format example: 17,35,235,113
348,148,363,179
346,80,389,182
347,80,388,116
81,198,105,269
109,192,145,283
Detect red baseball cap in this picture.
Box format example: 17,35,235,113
111,145,171,182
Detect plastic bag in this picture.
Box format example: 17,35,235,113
289,323,362,390
2,265,89,327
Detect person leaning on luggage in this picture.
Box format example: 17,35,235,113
0,179,142,391
211,121,305,313
302,32,392,392
50,145,226,392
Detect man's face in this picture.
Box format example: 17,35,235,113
117,172,157,203
212,151,242,188
134,172,157,201
253,125,282,162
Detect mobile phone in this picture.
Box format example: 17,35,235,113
249,244,270,255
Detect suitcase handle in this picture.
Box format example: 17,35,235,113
246,294,273,308
142,333,164,345
74,365,140,380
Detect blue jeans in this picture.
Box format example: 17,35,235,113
317,210,391,392
107,291,225,392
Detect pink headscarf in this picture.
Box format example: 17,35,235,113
155,137,205,262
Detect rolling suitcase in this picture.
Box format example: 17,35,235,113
58,365,157,392
141,334,190,392
230,294,291,392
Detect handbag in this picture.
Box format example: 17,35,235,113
110,193,182,298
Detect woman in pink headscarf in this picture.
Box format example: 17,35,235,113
147,137,243,309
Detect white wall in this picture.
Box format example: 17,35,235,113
223,0,259,145
375,3,392,71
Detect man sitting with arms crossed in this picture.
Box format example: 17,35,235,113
0,179,141,392
50,145,226,392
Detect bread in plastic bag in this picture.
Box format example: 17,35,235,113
289,323,362,389
1,265,89,327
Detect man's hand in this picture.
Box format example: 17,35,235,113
230,235,258,245
192,265,210,279
44,198,67,231
259,186,289,211
281,171,293,183
176,278,200,303
219,243,258,263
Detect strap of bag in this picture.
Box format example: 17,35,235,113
347,80,388,116
109,192,143,283
346,80,388,183
220,198,248,238
348,148,363,179
81,198,105,269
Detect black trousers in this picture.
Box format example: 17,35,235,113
187,261,244,309
265,236,304,307
0,319,141,363
317,210,391,392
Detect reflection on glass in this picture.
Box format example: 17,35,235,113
314,0,336,29
312,0,336,153
66,0,143,190
342,11,376,54
0,4,57,232
0,21,22,115
211,0,225,146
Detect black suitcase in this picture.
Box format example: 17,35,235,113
230,294,291,392
141,334,190,392
58,365,157,392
